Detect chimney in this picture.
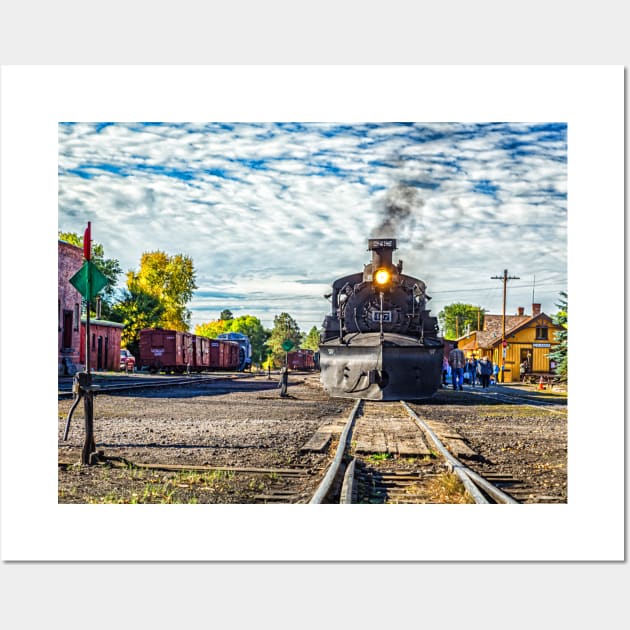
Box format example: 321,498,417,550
517,307,524,316
532,303,541,316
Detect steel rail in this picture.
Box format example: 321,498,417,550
401,401,518,504
309,399,361,504
58,373,251,399
339,458,356,504
465,388,567,413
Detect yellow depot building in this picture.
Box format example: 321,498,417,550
456,303,563,383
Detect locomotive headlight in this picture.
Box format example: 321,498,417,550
374,268,391,286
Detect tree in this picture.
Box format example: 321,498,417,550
227,315,268,365
195,319,230,339
128,251,197,331
301,325,320,351
438,303,485,340
220,309,234,321
196,315,269,366
58,230,122,318
266,312,302,366
548,291,568,381
110,287,165,357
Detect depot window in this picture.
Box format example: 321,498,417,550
535,326,549,340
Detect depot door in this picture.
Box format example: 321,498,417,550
97,336,103,370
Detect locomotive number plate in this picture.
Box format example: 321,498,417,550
372,311,392,322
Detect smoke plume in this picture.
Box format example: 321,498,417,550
372,183,424,237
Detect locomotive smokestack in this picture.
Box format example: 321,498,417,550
368,238,397,268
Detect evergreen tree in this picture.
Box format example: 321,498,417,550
548,291,568,381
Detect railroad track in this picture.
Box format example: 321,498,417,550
58,457,325,504
58,372,257,399
464,386,567,412
308,399,519,504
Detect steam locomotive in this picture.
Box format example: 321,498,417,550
319,238,443,400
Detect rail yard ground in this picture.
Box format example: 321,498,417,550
57,373,567,504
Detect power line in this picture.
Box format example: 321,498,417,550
431,280,566,294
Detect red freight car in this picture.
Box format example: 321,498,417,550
139,328,194,373
139,328,240,373
287,349,316,371
208,338,240,370
196,335,210,370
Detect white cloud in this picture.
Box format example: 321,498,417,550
58,122,567,331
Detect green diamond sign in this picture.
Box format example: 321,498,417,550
69,260,109,301
281,340,294,352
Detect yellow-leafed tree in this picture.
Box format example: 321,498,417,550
127,251,197,331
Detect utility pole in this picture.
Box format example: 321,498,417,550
491,269,520,383
532,273,536,305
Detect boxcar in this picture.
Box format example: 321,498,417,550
138,328,185,373
216,332,252,371
139,328,242,373
287,349,316,371
196,335,211,370
139,328,195,373
208,338,240,370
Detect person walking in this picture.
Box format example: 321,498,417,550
466,357,478,387
442,356,450,388
492,361,500,385
448,341,466,391
477,355,493,388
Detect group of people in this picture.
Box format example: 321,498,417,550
442,341,498,390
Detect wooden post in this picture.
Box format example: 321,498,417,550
82,297,96,464
491,270,519,383
81,388,96,464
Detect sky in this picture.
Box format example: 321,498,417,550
58,121,567,334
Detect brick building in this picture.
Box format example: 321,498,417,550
80,319,124,371
59,238,125,373
58,239,83,375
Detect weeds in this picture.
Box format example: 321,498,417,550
426,472,475,504
61,464,275,504
367,453,391,462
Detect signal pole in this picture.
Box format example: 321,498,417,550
491,269,520,383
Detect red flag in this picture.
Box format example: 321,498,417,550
83,222,91,260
